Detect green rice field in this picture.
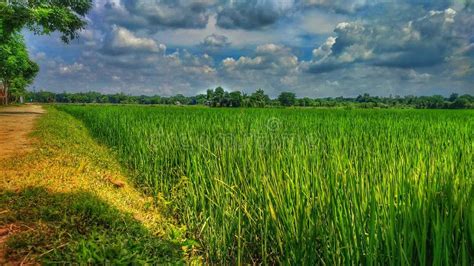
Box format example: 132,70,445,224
57,105,474,264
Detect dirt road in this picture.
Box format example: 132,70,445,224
0,104,45,264
0,104,45,160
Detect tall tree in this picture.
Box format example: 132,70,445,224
0,34,38,104
0,0,93,104
213,87,225,107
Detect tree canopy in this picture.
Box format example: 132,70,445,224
0,0,93,103
0,33,38,103
278,92,296,107
26,89,474,109
0,0,93,43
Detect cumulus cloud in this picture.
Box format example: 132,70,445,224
302,0,376,13
406,69,432,82
59,63,85,75
216,0,296,29
23,0,474,97
305,8,465,73
202,34,231,48
102,26,166,55
222,44,298,73
302,0,454,13
100,0,216,30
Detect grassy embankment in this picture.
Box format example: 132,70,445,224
0,107,199,264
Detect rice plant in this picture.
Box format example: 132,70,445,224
57,105,474,265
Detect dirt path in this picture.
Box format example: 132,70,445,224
0,105,45,160
0,104,44,265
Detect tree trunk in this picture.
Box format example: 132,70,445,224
0,81,4,105
3,81,8,105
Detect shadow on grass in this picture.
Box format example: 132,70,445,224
0,187,185,264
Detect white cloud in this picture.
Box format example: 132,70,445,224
305,8,463,73
202,34,231,48
407,69,432,82
107,26,166,53
59,63,85,75
223,44,298,72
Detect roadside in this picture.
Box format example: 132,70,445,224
0,106,198,264
0,105,45,161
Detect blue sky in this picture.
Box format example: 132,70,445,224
25,0,473,97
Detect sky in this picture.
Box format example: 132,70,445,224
24,0,474,98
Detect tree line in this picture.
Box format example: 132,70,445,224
27,88,474,109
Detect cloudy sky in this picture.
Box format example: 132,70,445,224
25,0,473,97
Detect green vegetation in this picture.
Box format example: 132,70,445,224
0,107,197,264
0,0,92,44
28,89,474,109
0,0,92,104
0,33,39,104
57,105,474,264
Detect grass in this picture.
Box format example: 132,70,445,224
0,107,199,264
57,105,474,265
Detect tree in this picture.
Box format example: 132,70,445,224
229,91,243,107
250,89,269,107
299,97,314,107
0,0,93,104
0,34,39,104
213,87,225,107
0,0,93,44
451,96,470,109
448,93,459,102
206,89,214,104
278,92,296,107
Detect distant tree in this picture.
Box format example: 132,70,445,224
356,93,377,103
194,94,207,105
0,34,39,104
206,89,214,105
171,94,188,105
222,91,231,107
451,96,470,109
242,93,251,107
150,96,161,105
299,97,314,107
213,87,225,107
250,89,269,107
229,91,243,107
25,89,474,109
278,92,296,107
427,95,445,108
448,93,459,102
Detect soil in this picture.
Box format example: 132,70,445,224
0,105,45,160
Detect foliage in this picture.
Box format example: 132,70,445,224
0,33,38,103
250,89,270,107
28,89,474,109
0,0,92,43
278,91,296,106
58,105,474,264
0,0,93,104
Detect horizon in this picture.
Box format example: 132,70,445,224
25,0,473,97
27,88,473,99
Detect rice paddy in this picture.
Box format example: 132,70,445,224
57,105,474,265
